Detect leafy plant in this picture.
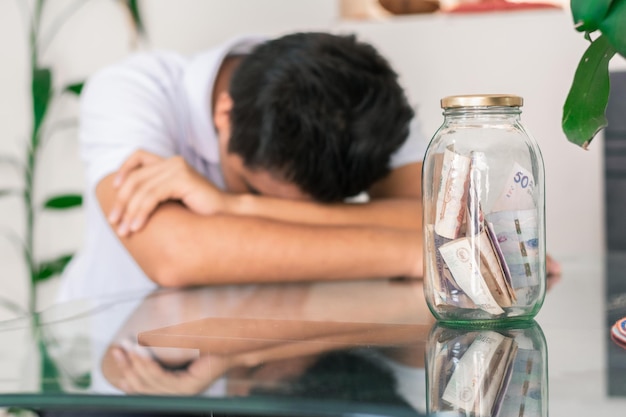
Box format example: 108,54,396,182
1,2,146,412
563,0,626,148
0,0,145,318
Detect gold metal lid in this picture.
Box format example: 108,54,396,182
440,94,523,109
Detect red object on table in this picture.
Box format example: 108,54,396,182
448,0,560,13
611,317,626,350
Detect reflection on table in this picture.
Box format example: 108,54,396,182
0,275,554,416
1,279,437,416
426,321,547,417
100,280,428,405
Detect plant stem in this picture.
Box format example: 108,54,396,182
26,0,45,314
30,0,43,68
25,145,35,314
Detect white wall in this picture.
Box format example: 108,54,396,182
0,1,604,314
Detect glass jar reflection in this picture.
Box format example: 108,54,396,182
425,321,547,417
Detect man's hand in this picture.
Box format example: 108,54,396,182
546,254,562,291
107,150,232,236
111,342,232,395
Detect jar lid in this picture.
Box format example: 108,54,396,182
441,94,523,109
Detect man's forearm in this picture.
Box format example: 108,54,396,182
230,194,422,231
229,162,423,231
124,203,422,286
97,170,423,287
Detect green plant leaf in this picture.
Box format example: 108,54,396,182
562,35,616,149
571,0,614,32
124,0,145,35
6,407,33,417
0,296,26,316
35,254,73,282
0,155,22,169
43,194,82,210
71,371,92,389
39,338,63,392
32,67,53,141
0,189,19,198
599,0,626,57
64,81,84,96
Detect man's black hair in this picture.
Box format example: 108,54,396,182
250,350,415,409
228,32,415,202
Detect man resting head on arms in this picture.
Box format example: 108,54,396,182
57,32,429,300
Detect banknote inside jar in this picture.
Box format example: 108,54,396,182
430,146,540,315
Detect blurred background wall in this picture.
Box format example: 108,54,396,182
0,0,614,314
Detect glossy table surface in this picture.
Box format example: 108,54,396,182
1,254,625,416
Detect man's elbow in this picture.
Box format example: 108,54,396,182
118,205,215,288
148,265,187,288
136,241,192,288
139,243,222,288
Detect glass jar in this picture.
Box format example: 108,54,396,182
422,94,546,324
425,321,548,417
